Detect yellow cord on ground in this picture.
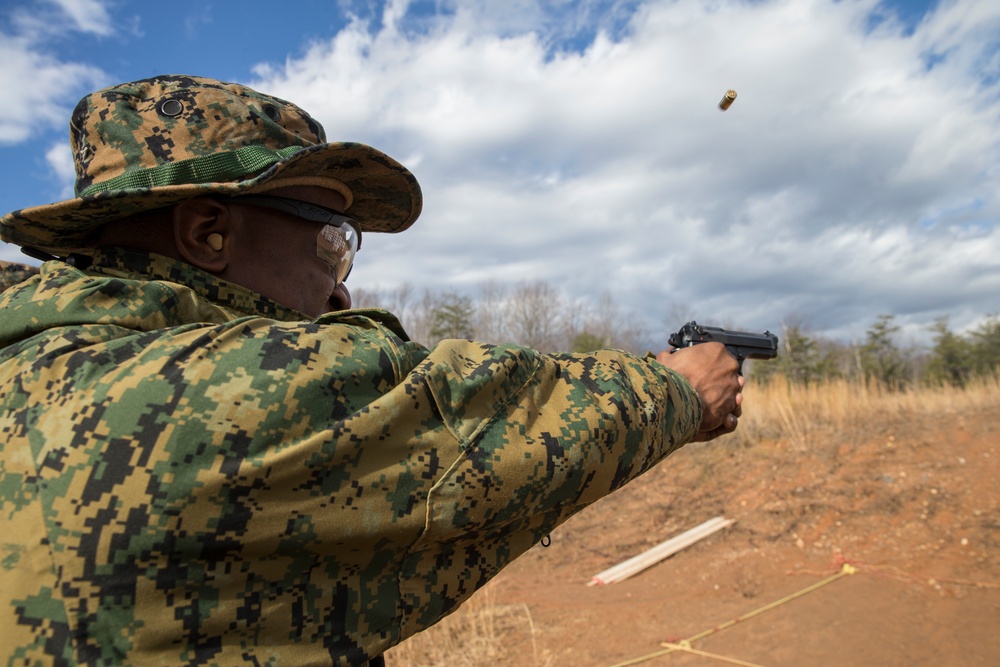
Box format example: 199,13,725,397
682,563,856,645
661,643,768,667
609,563,857,667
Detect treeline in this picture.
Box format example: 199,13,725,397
354,281,1000,388
755,314,1000,388
353,279,650,354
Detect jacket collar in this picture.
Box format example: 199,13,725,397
90,247,307,322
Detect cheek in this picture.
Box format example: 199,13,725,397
228,225,334,313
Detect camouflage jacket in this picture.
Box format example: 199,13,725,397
0,248,701,666
0,260,39,293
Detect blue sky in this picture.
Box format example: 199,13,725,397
2,0,998,347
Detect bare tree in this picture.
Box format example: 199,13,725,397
351,283,415,315
504,280,569,352
564,292,648,354
473,279,510,342
590,292,648,353
351,283,437,344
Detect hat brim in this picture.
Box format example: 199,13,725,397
0,141,422,255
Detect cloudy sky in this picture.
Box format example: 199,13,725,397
2,0,997,348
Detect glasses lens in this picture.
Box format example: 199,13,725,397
316,221,360,285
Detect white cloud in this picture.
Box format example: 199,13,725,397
48,0,114,36
0,38,104,143
247,0,1000,345
183,5,212,40
9,0,114,39
44,140,76,198
0,0,111,144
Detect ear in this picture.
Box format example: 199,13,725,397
173,197,232,273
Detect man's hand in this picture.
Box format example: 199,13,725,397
656,343,744,442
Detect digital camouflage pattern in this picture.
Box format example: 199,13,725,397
0,261,39,293
0,249,702,665
0,75,422,256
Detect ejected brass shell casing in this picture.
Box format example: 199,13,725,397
719,89,737,110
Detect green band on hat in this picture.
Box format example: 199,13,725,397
80,145,308,197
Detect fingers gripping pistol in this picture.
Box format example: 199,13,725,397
668,321,779,374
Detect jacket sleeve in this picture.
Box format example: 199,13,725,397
394,338,701,635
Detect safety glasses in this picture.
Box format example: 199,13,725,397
228,195,361,285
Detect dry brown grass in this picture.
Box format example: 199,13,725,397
733,373,1000,448
385,584,549,667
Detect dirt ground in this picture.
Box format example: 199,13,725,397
394,404,999,666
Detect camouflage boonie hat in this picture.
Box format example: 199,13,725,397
0,75,422,255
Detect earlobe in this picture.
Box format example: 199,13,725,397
173,198,230,272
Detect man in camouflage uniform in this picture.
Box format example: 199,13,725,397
0,75,743,665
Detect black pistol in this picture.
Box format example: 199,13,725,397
668,321,778,374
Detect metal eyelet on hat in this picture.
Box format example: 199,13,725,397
262,104,280,121
158,99,184,117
